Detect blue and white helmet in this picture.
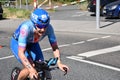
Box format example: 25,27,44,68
30,8,50,29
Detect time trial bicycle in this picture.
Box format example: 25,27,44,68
11,57,67,80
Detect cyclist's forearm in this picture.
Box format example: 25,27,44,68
53,49,61,64
19,53,33,69
18,48,33,70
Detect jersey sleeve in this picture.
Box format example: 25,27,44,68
18,25,29,48
47,25,57,46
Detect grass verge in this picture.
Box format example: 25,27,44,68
3,8,31,19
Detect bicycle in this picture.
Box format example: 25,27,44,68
11,57,67,80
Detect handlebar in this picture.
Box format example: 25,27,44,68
32,58,59,80
33,57,67,80
34,57,58,72
47,57,58,67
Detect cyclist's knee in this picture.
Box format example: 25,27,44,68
18,68,29,80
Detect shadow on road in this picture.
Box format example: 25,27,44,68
100,18,120,28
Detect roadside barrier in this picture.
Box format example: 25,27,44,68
50,0,86,9
37,0,86,9
34,0,37,9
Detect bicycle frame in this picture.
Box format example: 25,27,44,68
27,58,58,80
11,57,67,80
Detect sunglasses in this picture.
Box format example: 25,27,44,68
35,24,47,29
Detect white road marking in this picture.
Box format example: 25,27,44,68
58,44,70,47
78,45,120,57
72,14,84,17
42,48,52,51
87,38,99,41
0,35,112,60
67,56,84,60
76,11,87,14
0,55,14,60
72,41,85,45
101,36,111,39
72,11,91,17
76,12,83,14
67,56,120,71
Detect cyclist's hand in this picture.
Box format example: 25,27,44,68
29,68,38,79
57,63,69,73
63,67,68,76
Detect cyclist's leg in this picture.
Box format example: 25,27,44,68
28,43,52,79
24,43,44,80
28,43,53,80
28,42,44,61
18,68,29,80
10,38,44,79
10,37,30,80
27,43,45,79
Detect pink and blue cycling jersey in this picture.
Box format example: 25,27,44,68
13,20,57,48
10,20,57,62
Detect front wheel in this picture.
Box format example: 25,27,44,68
44,70,52,80
39,70,52,80
46,79,51,80
11,67,21,80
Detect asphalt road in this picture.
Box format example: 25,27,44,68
1,31,120,80
0,4,120,80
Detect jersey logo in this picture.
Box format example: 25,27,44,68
20,28,27,37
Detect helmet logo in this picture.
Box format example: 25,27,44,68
41,14,47,20
31,13,38,20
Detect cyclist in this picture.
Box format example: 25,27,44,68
10,8,69,80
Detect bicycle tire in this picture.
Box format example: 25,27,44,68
11,67,21,80
46,79,51,80
38,70,51,80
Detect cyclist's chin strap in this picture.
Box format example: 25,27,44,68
34,24,37,30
